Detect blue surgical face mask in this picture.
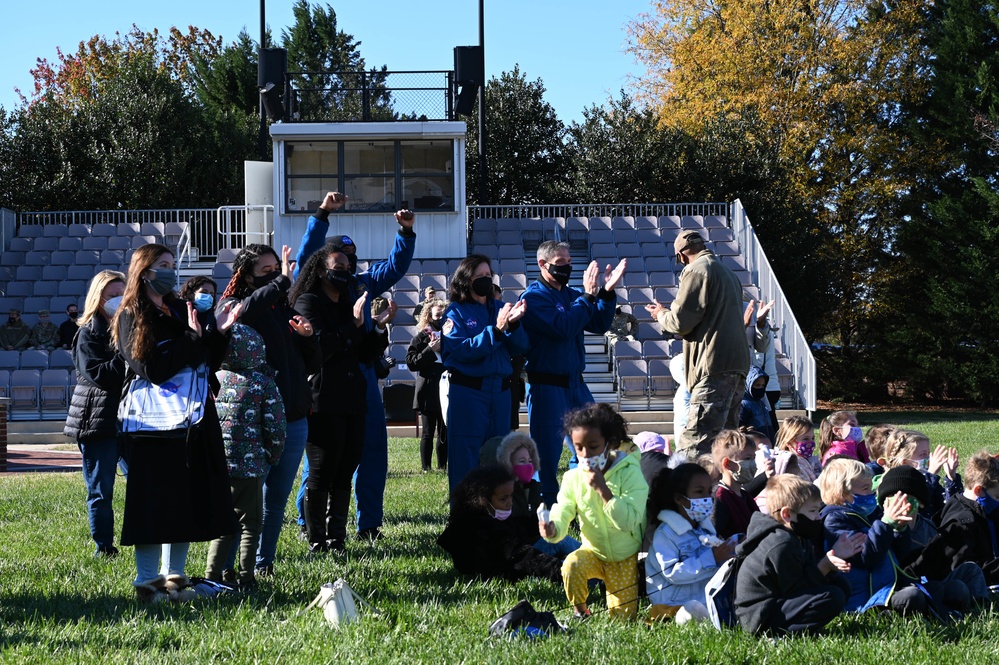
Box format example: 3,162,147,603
193,293,214,313
849,492,878,517
846,426,864,442
977,493,999,516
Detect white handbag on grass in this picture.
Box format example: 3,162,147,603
299,579,379,628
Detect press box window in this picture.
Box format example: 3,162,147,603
283,139,454,213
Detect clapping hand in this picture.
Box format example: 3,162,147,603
374,299,398,328
582,261,600,296
828,532,866,572
928,445,949,477
216,300,243,333
353,292,369,328
186,301,203,337
602,259,627,291
883,492,914,528
281,245,296,279
289,314,313,337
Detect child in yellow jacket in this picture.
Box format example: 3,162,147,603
539,403,649,619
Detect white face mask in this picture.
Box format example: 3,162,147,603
103,296,123,317
578,446,609,472
915,458,930,473
684,496,714,523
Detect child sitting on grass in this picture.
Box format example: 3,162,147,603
774,415,820,482
735,475,862,635
879,429,962,521
645,462,734,624
539,403,648,620
938,451,999,585
438,465,563,585
711,430,760,540
863,424,896,476
819,458,967,617
819,410,870,467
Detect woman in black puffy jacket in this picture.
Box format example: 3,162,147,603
64,269,127,558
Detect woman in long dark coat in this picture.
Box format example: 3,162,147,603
112,243,240,603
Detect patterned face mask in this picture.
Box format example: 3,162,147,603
683,496,714,523
794,441,815,458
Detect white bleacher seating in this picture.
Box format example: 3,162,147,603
649,272,677,288
635,215,658,230
141,222,165,240
616,359,648,400
648,359,675,397
20,350,49,369
108,237,131,251
708,227,734,242
681,215,704,229
131,235,156,249
0,350,20,369
590,243,617,260
659,215,681,230
612,216,636,231
40,369,70,414
589,216,612,231
623,272,650,288
628,287,654,305
10,237,33,252
420,274,447,292
520,218,543,248
617,244,642,260
82,236,108,251
641,242,668,258
49,349,74,370
164,222,187,248
68,223,91,237
565,217,588,249
645,257,672,273
391,291,420,309
116,222,140,237
9,369,40,417
393,274,421,292
612,340,642,365
50,251,74,266
91,224,116,237
589,229,614,245
34,282,59,298
216,248,239,264
58,237,83,252
636,228,661,244
500,274,527,290
637,322,661,341
642,340,672,360
712,241,740,256
704,215,727,228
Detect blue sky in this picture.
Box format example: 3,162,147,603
1,0,652,123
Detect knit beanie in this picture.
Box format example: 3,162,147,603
634,431,668,454
876,465,930,508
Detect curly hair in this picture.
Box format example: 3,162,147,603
563,402,630,450
416,297,446,330
288,241,350,306
110,243,177,362
220,244,281,302
448,255,491,304
448,465,515,522
179,276,217,301
647,462,709,525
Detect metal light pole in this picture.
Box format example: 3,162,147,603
478,0,488,205
258,0,268,160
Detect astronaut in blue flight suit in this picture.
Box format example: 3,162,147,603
293,191,415,541
519,240,627,503
441,255,530,492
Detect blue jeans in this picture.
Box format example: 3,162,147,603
79,437,127,552
534,536,581,559
254,417,308,568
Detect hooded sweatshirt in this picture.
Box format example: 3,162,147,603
734,512,837,634
215,324,287,478
739,365,775,442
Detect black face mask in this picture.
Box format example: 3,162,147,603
68,311,79,319
8,317,17,325
429,318,443,330
790,513,824,540
546,262,572,286
750,386,766,400
472,276,494,298
252,271,280,290
325,269,353,290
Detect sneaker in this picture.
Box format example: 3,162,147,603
254,564,275,578
573,608,592,620
325,539,347,555
95,545,119,559
357,527,383,542
298,524,309,542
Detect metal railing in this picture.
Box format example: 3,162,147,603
729,199,816,412
15,208,243,261
285,70,454,122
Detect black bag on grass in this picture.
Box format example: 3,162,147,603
489,600,565,639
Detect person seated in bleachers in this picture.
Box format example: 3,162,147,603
58,303,80,349
412,286,437,319
605,305,638,347
1,308,31,350
29,309,60,350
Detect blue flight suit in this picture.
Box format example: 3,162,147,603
441,297,529,491
519,279,616,503
293,211,415,533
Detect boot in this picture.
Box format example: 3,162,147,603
165,575,198,603
304,487,329,548
133,575,169,604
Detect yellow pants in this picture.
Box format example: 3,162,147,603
561,548,639,620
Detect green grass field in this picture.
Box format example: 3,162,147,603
3,413,999,663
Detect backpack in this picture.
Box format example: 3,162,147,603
705,556,741,629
